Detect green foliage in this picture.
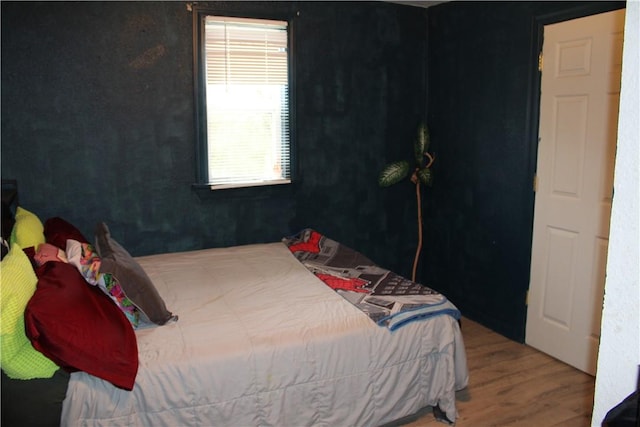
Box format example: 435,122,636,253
379,160,411,187
379,122,434,188
416,168,432,186
414,122,430,166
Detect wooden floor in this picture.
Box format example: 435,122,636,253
398,317,596,427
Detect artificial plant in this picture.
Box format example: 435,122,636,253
378,122,435,282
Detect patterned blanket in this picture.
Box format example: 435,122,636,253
283,229,461,331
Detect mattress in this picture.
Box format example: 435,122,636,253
61,242,468,426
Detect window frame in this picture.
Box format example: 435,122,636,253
192,6,297,191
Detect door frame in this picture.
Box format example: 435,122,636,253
522,1,626,339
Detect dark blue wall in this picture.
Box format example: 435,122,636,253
3,0,623,342
1,1,426,278
422,1,625,341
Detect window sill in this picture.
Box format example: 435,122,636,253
191,180,294,200
206,179,291,191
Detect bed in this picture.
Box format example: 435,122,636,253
1,197,468,426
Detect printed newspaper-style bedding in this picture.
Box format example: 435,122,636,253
284,229,462,331
61,241,468,426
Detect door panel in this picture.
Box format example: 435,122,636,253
526,9,625,375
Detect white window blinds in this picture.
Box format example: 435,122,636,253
204,16,291,188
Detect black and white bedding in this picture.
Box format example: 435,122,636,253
62,241,468,426
283,229,462,331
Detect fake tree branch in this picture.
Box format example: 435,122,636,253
379,123,435,282
409,152,435,282
412,179,422,282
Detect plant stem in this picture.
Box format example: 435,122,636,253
412,181,423,282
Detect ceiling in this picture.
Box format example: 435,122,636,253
387,1,448,8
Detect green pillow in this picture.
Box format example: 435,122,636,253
0,243,38,336
9,207,45,250
0,243,58,379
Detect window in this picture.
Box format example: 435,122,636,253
194,12,293,190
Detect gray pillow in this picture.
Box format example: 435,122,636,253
94,222,176,326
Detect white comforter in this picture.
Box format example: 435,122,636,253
61,242,468,426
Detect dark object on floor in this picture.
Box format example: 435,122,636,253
602,389,640,427
433,405,454,425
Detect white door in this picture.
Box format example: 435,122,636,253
526,9,625,375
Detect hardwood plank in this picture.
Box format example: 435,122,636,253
397,318,595,426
